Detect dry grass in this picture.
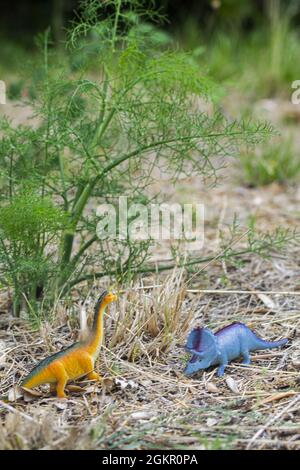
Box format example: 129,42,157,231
0,249,299,450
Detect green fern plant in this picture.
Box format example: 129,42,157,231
0,0,274,317
0,191,68,316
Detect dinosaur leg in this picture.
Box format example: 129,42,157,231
49,383,56,395
56,376,68,398
241,350,251,365
87,371,100,380
216,360,228,377
216,365,225,376
80,353,100,381
51,363,68,398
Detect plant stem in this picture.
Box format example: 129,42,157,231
59,126,268,281
62,246,263,293
112,0,121,51
71,234,98,266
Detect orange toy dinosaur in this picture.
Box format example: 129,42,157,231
21,291,117,398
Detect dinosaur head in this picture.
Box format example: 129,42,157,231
94,291,117,315
183,327,218,376
92,291,117,332
103,291,118,304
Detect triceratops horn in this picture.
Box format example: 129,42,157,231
186,345,216,359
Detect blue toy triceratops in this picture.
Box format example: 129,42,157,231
184,322,288,377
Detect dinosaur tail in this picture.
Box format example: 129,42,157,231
21,365,50,389
252,336,288,350
21,373,40,389
21,371,41,389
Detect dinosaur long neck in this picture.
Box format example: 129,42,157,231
86,301,107,357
